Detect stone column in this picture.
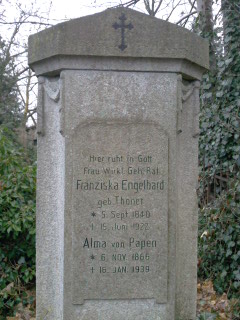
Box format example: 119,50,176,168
29,7,209,320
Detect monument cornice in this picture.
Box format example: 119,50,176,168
30,55,206,80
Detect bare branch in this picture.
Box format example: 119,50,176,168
144,0,151,14
16,82,25,105
0,20,52,26
154,0,164,16
214,7,222,24
183,0,196,27
176,10,198,24
188,0,197,9
28,108,37,117
115,0,141,8
166,0,182,21
16,67,29,78
3,23,20,67
28,113,36,126
11,49,28,59
24,68,32,122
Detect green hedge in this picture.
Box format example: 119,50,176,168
0,126,36,318
198,177,240,299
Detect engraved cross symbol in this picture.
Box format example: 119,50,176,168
112,13,133,51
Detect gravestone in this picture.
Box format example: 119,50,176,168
28,7,209,320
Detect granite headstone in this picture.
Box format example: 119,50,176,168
29,7,209,320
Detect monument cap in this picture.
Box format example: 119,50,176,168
28,7,209,73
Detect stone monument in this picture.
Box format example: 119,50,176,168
28,7,209,320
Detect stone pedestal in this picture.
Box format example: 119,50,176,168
29,7,209,320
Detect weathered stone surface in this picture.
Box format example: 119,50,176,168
29,7,209,70
62,70,177,320
30,7,209,320
36,77,64,320
72,122,168,305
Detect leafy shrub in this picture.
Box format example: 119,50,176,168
198,0,240,303
199,0,240,196
198,177,240,299
0,126,36,318
0,38,23,129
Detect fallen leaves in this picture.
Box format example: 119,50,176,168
1,282,14,294
6,290,36,320
5,281,239,320
6,315,35,320
197,280,239,319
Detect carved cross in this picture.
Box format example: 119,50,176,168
112,13,134,51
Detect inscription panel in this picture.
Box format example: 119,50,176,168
72,122,168,304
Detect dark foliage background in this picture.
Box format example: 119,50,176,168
0,127,36,317
198,0,240,305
